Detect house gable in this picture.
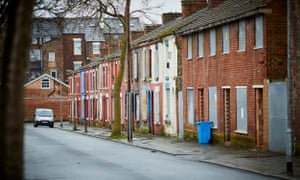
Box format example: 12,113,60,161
24,73,69,97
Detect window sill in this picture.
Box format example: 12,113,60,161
234,130,248,135
186,58,192,61
253,46,263,50
237,50,245,53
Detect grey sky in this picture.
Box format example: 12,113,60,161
131,0,182,24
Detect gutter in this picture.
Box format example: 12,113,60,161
178,8,272,36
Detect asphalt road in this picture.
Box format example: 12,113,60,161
24,124,277,180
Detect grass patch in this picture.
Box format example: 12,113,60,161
109,134,127,140
136,126,149,134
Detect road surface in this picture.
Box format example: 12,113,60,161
24,124,276,180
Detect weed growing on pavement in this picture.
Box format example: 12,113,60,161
109,134,127,140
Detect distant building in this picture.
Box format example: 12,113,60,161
24,73,69,121
28,17,144,83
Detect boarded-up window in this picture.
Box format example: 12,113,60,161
238,20,246,51
142,47,146,80
166,84,171,120
255,16,263,48
198,32,204,58
236,87,247,132
187,35,193,59
222,25,230,54
210,29,216,56
154,45,159,80
187,88,194,124
135,94,140,121
133,51,138,80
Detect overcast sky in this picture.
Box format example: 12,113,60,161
131,0,182,24
34,0,182,25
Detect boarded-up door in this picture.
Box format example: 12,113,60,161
187,88,194,124
269,82,287,153
209,87,217,128
178,91,184,140
236,87,247,132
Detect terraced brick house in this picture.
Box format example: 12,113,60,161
177,0,289,152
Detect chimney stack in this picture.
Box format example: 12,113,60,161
181,0,208,18
207,0,225,8
182,0,225,17
162,12,182,24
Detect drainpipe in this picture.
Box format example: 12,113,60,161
286,0,293,176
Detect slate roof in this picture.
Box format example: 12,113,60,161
176,0,274,35
63,18,105,42
32,18,62,37
103,17,143,34
80,51,121,70
32,17,143,41
132,8,209,46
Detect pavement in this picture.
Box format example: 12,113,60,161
54,122,300,180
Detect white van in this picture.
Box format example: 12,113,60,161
33,108,54,128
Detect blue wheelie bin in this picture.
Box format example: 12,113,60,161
196,121,213,144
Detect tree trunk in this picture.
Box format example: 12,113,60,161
112,38,126,136
0,0,35,179
111,0,131,136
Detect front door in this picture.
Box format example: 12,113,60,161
269,82,287,153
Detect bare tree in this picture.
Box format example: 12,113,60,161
33,0,160,136
0,0,35,179
91,0,131,136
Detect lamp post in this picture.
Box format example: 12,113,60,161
66,70,76,131
60,83,63,128
286,0,293,175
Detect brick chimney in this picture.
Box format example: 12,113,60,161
143,24,161,34
162,12,182,24
182,0,208,18
182,0,225,17
207,0,225,8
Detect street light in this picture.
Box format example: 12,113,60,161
60,83,63,128
66,69,76,131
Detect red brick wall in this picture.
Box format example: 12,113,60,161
182,0,208,18
62,34,88,73
290,0,300,154
162,13,182,24
181,0,225,18
24,77,70,121
180,1,287,148
265,0,287,80
42,38,64,80
24,78,68,97
24,97,70,122
86,42,102,61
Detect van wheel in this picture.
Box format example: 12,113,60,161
33,123,38,127
49,123,54,128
